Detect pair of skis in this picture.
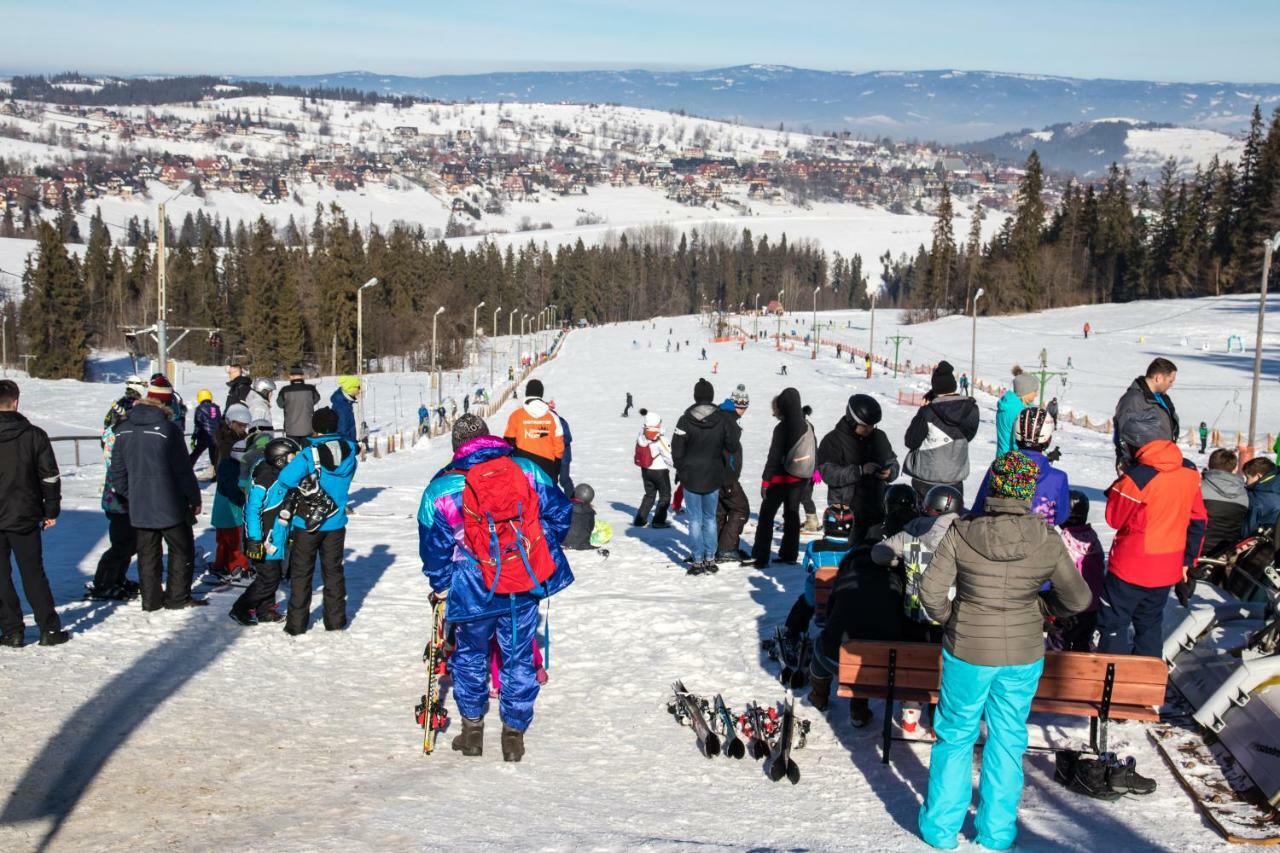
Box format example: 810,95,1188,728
414,596,451,754
669,681,806,784
761,627,811,690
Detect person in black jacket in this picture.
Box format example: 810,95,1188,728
108,381,207,612
1201,449,1249,559
750,387,809,568
277,366,320,443
0,381,67,647
817,393,900,544
224,361,252,412
671,378,740,575
902,361,980,501
715,385,752,562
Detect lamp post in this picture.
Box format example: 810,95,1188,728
356,277,379,433
811,286,820,359
490,306,502,397
868,287,878,377
431,306,445,407
775,289,784,350
754,292,761,339
1248,233,1280,450
520,312,529,370
970,287,985,396
471,300,486,378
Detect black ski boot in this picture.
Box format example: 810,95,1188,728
1,631,24,649
809,672,832,713
1107,760,1157,795
501,724,525,762
1055,750,1123,801
38,630,70,647
452,716,484,756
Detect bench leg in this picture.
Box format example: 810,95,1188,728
882,649,896,764
1089,717,1098,754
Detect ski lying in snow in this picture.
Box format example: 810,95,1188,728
762,627,811,690
670,681,720,758
766,691,801,785
712,694,746,759
1149,724,1280,845
740,701,777,761
415,596,451,755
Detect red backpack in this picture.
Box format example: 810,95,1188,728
460,456,556,596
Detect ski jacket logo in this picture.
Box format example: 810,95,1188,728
460,455,556,596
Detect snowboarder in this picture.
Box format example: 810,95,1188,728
903,361,979,501
0,380,68,647
817,394,899,544
418,414,574,762
277,365,320,445
229,437,299,626
1113,358,1179,468
995,367,1037,458
634,410,673,529
715,385,751,562
224,360,252,411
781,504,855,636
418,404,430,435
672,379,739,575
503,379,565,481
86,411,139,602
750,388,812,568
622,391,633,418
189,389,221,468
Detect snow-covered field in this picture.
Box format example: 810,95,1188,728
1,300,1274,851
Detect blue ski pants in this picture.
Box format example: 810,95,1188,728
450,600,542,732
918,649,1044,851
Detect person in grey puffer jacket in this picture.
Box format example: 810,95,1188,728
1113,358,1179,467
903,361,979,501
917,451,1091,852
1200,448,1248,557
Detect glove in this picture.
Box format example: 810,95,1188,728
1175,578,1196,608
1046,447,1062,463
862,462,881,476
244,539,265,561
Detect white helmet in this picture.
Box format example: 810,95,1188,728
1015,407,1054,450
125,374,147,397
252,377,276,395
643,410,662,429
225,403,252,426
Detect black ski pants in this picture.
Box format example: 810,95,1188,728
636,469,671,525
189,430,217,468
716,479,750,553
752,481,803,564
134,523,197,611
0,528,61,636
92,511,136,591
286,527,347,634
234,558,283,619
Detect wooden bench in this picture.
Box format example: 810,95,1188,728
836,640,1168,763
813,566,839,625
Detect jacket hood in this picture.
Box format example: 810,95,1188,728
775,387,806,446
0,410,31,443
129,398,171,423
449,435,514,470
719,398,739,414
308,434,358,475
683,402,721,427
956,497,1047,561
1253,472,1280,496
1135,439,1183,471
1202,468,1248,505
523,398,550,418
330,387,354,404
930,394,978,429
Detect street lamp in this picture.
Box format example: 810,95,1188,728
1248,232,1280,450
431,306,445,407
754,292,761,339
356,277,379,432
490,306,502,397
812,286,820,359
775,289,784,350
471,300,486,378
868,287,878,377
970,287,985,396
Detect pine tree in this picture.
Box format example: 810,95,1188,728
928,183,956,313
21,222,89,379
1010,152,1046,310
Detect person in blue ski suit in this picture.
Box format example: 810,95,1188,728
230,437,299,626
331,377,360,445
418,414,573,760
972,407,1070,526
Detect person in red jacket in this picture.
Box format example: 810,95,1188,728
1098,439,1207,657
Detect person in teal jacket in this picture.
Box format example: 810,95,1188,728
994,370,1038,458
266,408,358,635
230,437,300,626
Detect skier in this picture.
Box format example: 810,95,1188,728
331,376,361,445
224,360,252,411
1049,491,1106,651
418,414,574,761
972,408,1070,526
750,388,812,568
1243,457,1280,536
418,404,429,435
871,484,963,643
817,393,899,544
463,394,470,415
210,420,253,583
229,437,299,626
958,373,969,396
715,385,751,562
779,364,787,376
245,377,276,428
86,407,139,601
503,379,565,481
633,410,673,529
995,367,1037,459
216,404,252,471
103,374,146,434
700,348,707,361
0,380,68,647
155,374,188,433
189,389,221,469
1198,421,1208,454
917,451,1093,850
622,391,633,418
266,407,359,635
1113,358,1179,468
1200,449,1248,560
781,504,855,637
108,377,206,611
277,365,320,445
561,483,598,551
672,379,739,575
799,406,820,533
1083,322,1091,339
903,361,979,501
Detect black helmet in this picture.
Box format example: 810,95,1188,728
822,504,854,539
883,483,918,517
923,485,963,516
1066,489,1090,527
573,483,595,504
846,393,882,427
263,437,300,470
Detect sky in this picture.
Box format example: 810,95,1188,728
2,0,1279,83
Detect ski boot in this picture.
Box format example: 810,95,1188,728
501,724,525,762
849,697,873,728
1054,750,1123,801
228,607,257,627
256,605,284,624
38,630,70,647
1,631,24,649
809,672,832,713
451,716,484,757
802,513,820,534
1105,755,1157,796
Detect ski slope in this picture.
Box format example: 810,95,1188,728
0,306,1272,851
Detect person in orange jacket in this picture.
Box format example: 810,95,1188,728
1098,438,1207,657
503,379,565,480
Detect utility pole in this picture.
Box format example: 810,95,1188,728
431,306,445,408
811,287,819,359
1029,365,1069,406
490,306,502,396
471,300,486,380
775,289,784,350
867,289,877,377
1248,233,1280,450
754,292,761,338
970,288,985,394
886,334,912,379
155,201,167,374
356,277,379,435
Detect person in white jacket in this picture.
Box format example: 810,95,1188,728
246,377,276,428
634,409,673,528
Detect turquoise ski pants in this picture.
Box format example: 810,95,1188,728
918,649,1044,851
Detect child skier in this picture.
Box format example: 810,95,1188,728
782,504,856,636
973,407,1070,526
210,430,252,581
633,410,673,529
871,484,963,643
562,483,600,550
189,389,221,469
229,437,300,626
1048,490,1106,651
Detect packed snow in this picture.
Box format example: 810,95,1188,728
1,296,1276,850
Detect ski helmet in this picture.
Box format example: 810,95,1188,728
252,377,277,395
883,483,919,517
196,389,213,404
731,384,750,406
124,374,147,398
1015,407,1054,450
264,437,300,470
923,484,963,516
846,393,882,427
573,483,595,504
590,519,613,547
1066,489,1090,527
822,504,855,539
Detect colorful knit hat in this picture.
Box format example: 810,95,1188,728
989,451,1040,502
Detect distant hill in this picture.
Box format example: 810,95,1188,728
963,119,1244,178
233,66,1280,143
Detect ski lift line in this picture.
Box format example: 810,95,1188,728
982,301,1217,338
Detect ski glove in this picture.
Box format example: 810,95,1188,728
244,539,265,561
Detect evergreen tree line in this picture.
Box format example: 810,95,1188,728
8,73,422,109
888,105,1280,318
16,204,858,380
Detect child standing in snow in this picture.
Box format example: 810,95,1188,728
1049,490,1106,651
633,410,673,529
562,483,600,550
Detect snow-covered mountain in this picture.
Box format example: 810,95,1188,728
964,119,1244,178
236,66,1280,143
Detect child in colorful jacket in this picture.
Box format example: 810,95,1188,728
1049,490,1106,651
